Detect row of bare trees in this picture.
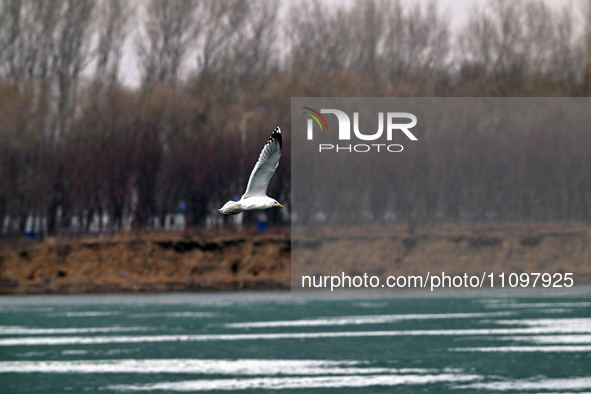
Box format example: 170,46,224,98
1,0,591,238
292,99,591,228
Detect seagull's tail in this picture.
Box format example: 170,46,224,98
218,201,241,215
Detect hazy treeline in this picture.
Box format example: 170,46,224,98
293,99,591,228
0,0,590,237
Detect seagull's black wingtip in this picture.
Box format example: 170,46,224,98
270,126,282,149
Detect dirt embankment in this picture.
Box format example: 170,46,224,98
291,227,591,287
1,226,590,294
0,235,291,294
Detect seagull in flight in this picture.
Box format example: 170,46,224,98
218,126,284,215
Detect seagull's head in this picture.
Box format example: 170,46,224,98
272,199,285,209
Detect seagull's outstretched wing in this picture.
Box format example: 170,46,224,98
242,126,282,198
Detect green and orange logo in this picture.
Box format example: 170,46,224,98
302,107,329,132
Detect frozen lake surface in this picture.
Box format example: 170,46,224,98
1,290,590,393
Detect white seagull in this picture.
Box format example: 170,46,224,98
218,126,284,215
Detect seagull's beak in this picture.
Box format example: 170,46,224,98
278,204,285,209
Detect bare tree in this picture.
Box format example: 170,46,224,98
550,7,583,94
0,0,21,77
347,0,384,78
53,0,95,137
578,0,591,95
225,0,279,91
136,0,198,88
196,0,247,73
380,0,450,86
94,0,129,89
458,0,586,95
286,0,351,74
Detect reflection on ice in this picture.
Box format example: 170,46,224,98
457,376,591,391
107,373,482,391
451,345,591,352
225,312,514,328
